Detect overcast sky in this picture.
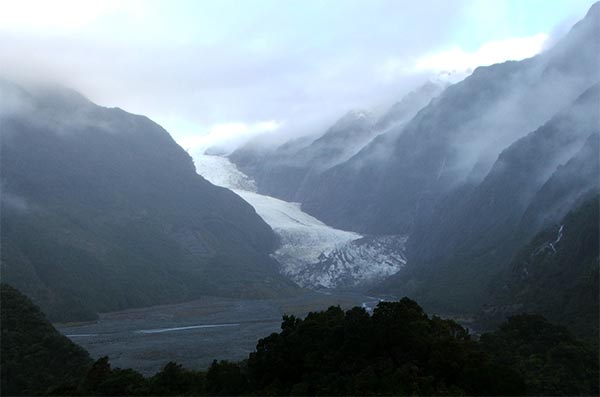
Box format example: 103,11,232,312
0,0,595,152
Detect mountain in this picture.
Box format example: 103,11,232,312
226,3,600,317
382,84,600,313
374,81,446,131
261,3,597,314
227,134,315,201
230,81,445,202
409,84,599,263
299,3,599,235
229,110,376,202
479,197,599,344
194,154,407,290
518,132,600,238
0,80,296,322
0,283,92,395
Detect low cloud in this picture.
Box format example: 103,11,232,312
0,0,593,152
178,120,282,154
413,33,548,75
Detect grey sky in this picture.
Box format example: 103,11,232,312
0,0,595,151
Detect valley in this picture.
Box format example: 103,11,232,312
193,154,407,289
57,291,391,375
1,2,599,395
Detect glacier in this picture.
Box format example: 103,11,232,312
194,154,406,289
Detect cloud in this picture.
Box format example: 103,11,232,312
0,0,593,152
0,0,144,33
177,120,282,153
413,33,548,75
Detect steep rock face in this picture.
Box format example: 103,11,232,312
0,81,296,321
480,197,599,344
300,3,599,235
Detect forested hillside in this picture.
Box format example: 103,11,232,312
0,80,296,322
481,196,599,344
2,284,597,396
382,84,600,313
0,284,92,395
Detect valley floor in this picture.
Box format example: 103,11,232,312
57,291,390,375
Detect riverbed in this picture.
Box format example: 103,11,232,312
57,291,390,375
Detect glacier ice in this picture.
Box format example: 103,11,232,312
194,153,406,289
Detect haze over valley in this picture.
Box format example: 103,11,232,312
1,1,598,396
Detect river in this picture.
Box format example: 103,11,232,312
58,291,391,375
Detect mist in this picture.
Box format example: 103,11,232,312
2,0,594,154
1,2,599,396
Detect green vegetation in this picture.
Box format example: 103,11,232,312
480,314,599,396
483,196,599,344
374,77,599,317
0,284,92,395
3,284,597,396
1,81,296,322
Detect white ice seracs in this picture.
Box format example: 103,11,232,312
291,235,408,289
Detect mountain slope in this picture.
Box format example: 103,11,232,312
518,132,600,238
0,81,296,321
480,197,599,344
230,110,375,202
0,283,92,395
230,81,445,202
377,84,599,313
299,3,599,235
410,84,599,264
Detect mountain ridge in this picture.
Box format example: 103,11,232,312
1,80,297,321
